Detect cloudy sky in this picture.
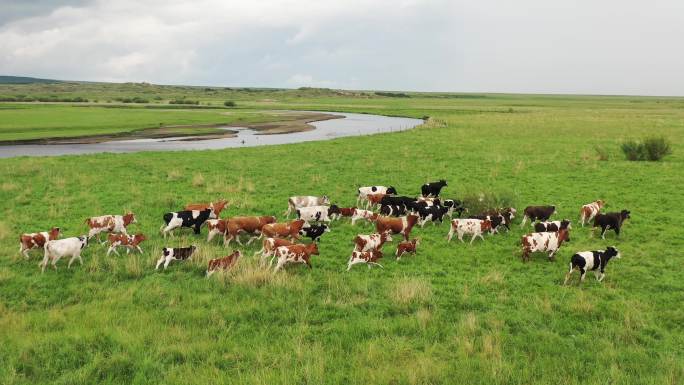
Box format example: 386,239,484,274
1,0,683,95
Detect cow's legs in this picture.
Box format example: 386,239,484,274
68,255,77,268
155,255,166,270
447,228,454,242
207,231,216,243
136,246,143,254
163,257,174,269
106,246,117,256
458,232,465,242
274,257,287,272
368,262,383,269
40,253,50,273
597,270,606,282
520,215,528,228
579,268,587,282
600,226,608,239
21,245,30,259
563,264,576,285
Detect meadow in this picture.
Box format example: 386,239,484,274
0,84,683,385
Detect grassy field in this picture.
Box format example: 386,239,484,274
0,85,683,384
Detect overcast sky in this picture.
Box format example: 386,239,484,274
1,0,683,96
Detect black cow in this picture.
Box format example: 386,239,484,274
520,205,556,227
299,224,331,242
564,246,621,284
155,245,197,269
417,205,450,226
593,210,631,239
161,208,213,238
380,204,408,217
535,219,572,233
421,180,447,197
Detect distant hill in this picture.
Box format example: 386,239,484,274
0,75,62,84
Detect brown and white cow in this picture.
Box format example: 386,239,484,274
261,219,306,240
375,214,419,241
184,199,229,219
206,250,242,277
353,232,393,252
346,250,384,271
106,233,146,256
224,216,277,246
396,238,420,260
19,227,60,259
206,219,228,243
447,218,492,244
350,209,379,226
253,237,297,266
332,207,356,221
273,243,319,272
85,213,136,240
521,228,570,262
579,200,605,227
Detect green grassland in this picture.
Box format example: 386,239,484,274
0,84,683,385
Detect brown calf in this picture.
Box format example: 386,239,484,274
106,233,146,256
365,193,386,209
206,250,242,277
395,238,420,260
261,219,306,240
273,243,319,272
225,216,277,246
347,249,384,270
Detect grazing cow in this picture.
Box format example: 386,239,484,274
353,232,393,252
447,218,492,244
579,200,605,227
19,227,60,259
365,193,387,209
296,205,333,223
357,186,397,205
285,195,330,217
468,214,505,234
332,207,356,221
350,209,379,226
443,199,467,218
225,216,277,246
206,250,242,277
376,215,419,241
184,199,229,219
521,228,570,262
299,224,330,242
564,247,621,285
273,243,319,272
261,219,306,240
106,233,146,256
160,209,212,238
421,179,448,197
380,196,417,211
380,204,408,217
155,245,197,270
395,238,420,260
85,213,137,240
534,219,572,233
206,219,228,243
254,237,296,266
520,205,556,227
593,210,631,239
346,250,384,271
41,236,88,273
417,205,450,227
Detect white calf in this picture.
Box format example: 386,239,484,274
41,236,89,273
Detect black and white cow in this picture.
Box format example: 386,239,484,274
564,246,621,284
534,219,572,233
442,199,466,218
380,196,418,212
296,205,333,223
468,213,506,233
155,245,197,270
299,224,330,242
380,204,408,217
285,195,330,217
421,180,447,197
417,205,450,227
161,209,213,238
593,210,631,239
357,186,397,205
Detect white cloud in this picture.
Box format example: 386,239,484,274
0,0,683,95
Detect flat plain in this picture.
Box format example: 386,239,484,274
0,83,683,385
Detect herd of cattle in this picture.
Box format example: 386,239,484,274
18,179,631,284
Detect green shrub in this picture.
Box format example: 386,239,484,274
169,99,199,105
461,191,517,214
621,136,672,161
224,101,236,107
594,145,610,161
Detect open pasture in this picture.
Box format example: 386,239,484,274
0,92,683,384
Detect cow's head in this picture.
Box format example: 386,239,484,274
606,246,620,259
406,214,419,226
386,186,397,195
620,210,631,220
322,195,331,205
134,233,147,243
381,231,393,242
49,227,61,240
413,238,421,247
558,228,570,242
328,204,341,215
123,212,137,225
440,179,447,186
213,200,229,215
560,219,572,230
307,242,320,255
596,200,605,209
190,245,197,253
79,236,89,248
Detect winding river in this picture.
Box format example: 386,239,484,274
0,112,423,158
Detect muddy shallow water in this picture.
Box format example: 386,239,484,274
0,112,423,158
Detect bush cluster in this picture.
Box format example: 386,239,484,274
169,99,200,105
0,95,88,102
621,136,672,161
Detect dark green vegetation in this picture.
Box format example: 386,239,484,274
1,83,683,384
621,136,673,161
0,75,62,84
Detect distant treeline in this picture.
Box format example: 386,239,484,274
0,95,88,102
375,91,411,98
